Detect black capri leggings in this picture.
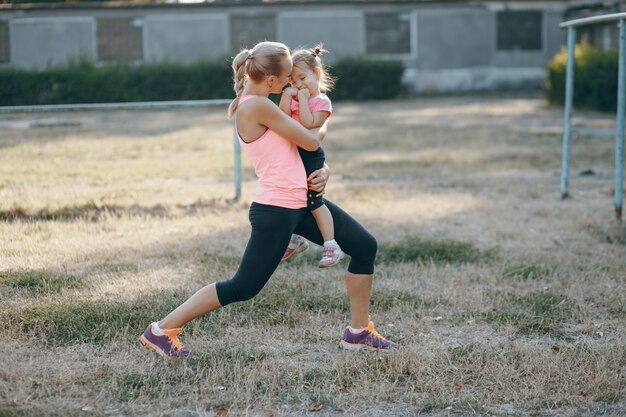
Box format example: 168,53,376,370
215,199,377,306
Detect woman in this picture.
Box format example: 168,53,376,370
140,41,398,358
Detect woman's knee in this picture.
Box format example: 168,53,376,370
229,287,261,304
347,232,377,274
360,232,378,261
216,279,263,306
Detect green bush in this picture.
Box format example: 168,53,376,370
0,59,233,106
329,59,405,101
0,57,404,106
546,42,618,112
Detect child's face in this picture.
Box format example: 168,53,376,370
290,65,320,95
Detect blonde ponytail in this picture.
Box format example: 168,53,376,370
228,49,251,118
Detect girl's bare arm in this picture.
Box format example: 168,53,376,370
299,110,330,129
254,98,327,151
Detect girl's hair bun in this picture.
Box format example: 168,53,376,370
312,44,326,58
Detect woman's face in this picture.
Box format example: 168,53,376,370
269,58,293,94
290,64,320,95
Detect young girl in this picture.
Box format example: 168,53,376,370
279,44,343,268
139,41,398,359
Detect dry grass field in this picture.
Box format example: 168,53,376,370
0,94,624,417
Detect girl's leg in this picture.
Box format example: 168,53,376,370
310,205,334,241
311,204,344,268
295,199,377,275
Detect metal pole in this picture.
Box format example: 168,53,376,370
615,19,626,221
0,99,231,113
233,118,242,201
561,26,576,199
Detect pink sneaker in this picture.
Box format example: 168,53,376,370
281,235,309,262
318,244,344,268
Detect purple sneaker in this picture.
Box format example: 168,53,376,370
340,318,399,351
140,323,191,359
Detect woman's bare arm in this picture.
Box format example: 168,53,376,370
254,97,327,151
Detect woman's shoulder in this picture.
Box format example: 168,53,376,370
238,95,280,116
239,94,273,107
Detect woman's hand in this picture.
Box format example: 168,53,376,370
308,163,330,197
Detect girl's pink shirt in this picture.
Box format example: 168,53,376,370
290,93,332,124
236,95,308,209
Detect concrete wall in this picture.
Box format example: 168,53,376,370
416,8,495,70
0,1,569,93
10,17,95,70
277,10,364,61
144,14,229,63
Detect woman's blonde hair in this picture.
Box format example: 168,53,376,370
228,41,291,118
291,43,335,93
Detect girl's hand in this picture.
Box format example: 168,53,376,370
307,163,330,197
297,88,310,101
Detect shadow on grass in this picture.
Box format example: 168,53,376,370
0,407,49,417
2,290,189,345
1,236,489,346
584,221,626,246
502,264,554,280
0,270,83,294
281,236,493,267
230,284,442,328
2,273,439,345
0,198,234,222
0,263,141,298
377,237,492,264
466,292,582,339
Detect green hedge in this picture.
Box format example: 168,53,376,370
330,59,405,101
546,42,618,112
0,60,233,106
0,58,404,106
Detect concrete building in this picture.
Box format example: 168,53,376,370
0,0,574,93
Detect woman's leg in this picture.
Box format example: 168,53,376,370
158,283,220,330
294,200,397,350
294,200,377,328
142,203,304,357
215,203,305,306
345,272,372,329
164,203,302,327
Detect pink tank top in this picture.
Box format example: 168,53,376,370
236,95,308,209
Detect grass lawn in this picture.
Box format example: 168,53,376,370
0,94,624,416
